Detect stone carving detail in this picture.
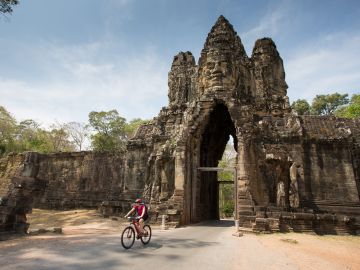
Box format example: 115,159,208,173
198,16,248,95
168,51,196,106
276,181,285,208
289,163,300,208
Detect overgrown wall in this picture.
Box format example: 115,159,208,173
0,153,25,197
303,142,358,204
0,151,127,209
34,151,126,209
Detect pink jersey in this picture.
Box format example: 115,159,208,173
134,204,145,216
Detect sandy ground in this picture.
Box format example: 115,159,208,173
0,209,359,270
257,233,360,270
27,208,129,235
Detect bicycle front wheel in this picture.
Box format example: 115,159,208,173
140,225,152,245
121,226,135,249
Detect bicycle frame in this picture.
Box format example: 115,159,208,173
121,217,152,249
130,218,142,235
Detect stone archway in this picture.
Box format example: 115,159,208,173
185,103,238,223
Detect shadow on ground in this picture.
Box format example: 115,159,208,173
192,219,235,228
0,229,219,270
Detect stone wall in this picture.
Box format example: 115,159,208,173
34,151,126,209
0,151,130,233
304,142,358,203
0,153,25,197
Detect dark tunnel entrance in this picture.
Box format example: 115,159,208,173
197,104,238,221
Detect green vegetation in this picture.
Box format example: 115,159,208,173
311,93,349,115
88,110,127,152
218,143,236,218
124,118,149,139
335,94,360,119
0,105,148,156
291,99,311,115
292,92,359,118
0,106,76,155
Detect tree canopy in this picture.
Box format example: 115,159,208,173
0,105,149,156
124,118,149,139
291,99,311,115
311,93,349,115
0,106,16,155
64,122,90,151
88,110,127,152
0,106,78,155
0,0,18,15
291,92,359,118
335,94,360,119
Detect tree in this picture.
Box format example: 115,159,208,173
311,93,349,115
64,122,90,151
0,0,19,15
16,119,41,151
0,106,77,155
0,106,16,155
218,142,237,218
218,143,237,181
124,118,149,139
335,94,360,119
291,99,311,115
88,110,127,151
47,124,75,152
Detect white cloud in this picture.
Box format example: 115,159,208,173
237,1,360,103
242,10,283,41
285,33,360,103
0,40,169,128
241,3,288,54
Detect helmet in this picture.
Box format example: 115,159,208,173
135,198,142,203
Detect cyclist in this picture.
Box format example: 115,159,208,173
124,198,148,236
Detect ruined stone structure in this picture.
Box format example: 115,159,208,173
0,151,129,233
1,16,360,234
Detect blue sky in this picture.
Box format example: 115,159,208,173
0,0,359,126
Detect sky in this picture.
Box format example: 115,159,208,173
0,0,359,127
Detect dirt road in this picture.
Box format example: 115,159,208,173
0,220,359,270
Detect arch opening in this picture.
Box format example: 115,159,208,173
196,104,238,221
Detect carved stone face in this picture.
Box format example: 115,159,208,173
201,52,236,90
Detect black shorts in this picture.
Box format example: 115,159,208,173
138,214,148,221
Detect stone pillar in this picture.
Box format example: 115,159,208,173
173,146,186,224
174,149,185,191
236,137,255,227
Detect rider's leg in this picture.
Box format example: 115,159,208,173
139,218,144,234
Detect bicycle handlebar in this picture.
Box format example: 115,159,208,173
127,216,140,221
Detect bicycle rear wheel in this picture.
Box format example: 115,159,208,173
140,225,152,245
121,226,135,249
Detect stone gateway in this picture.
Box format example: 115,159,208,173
1,16,360,234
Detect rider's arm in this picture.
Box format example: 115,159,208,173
124,207,135,218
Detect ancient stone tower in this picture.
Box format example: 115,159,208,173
1,16,359,234
124,15,360,232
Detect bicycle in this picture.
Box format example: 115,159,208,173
121,216,152,249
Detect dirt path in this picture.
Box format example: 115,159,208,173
257,233,360,270
0,210,359,270
27,209,126,234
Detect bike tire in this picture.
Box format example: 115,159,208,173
140,225,152,245
121,226,135,249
